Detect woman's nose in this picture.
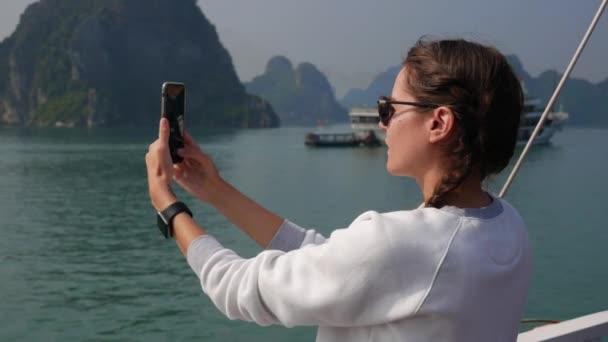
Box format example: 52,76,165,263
378,121,388,131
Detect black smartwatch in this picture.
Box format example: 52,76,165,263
156,201,193,239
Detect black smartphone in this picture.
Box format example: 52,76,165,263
161,82,186,164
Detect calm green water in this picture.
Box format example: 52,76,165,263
0,124,606,341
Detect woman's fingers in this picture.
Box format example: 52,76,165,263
177,145,201,160
174,165,188,178
182,132,213,160
183,133,207,154
172,163,181,174
178,146,211,167
184,132,197,146
173,170,185,181
173,159,201,179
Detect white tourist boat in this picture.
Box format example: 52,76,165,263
348,98,568,147
518,98,569,146
349,107,386,143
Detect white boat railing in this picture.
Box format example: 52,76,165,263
517,310,608,341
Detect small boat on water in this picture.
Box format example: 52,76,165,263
305,131,380,147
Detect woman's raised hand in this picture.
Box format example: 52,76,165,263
174,133,284,248
145,118,177,211
173,133,224,204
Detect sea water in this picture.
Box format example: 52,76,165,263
0,125,606,341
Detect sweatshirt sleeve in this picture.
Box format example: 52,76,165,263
265,219,328,252
187,211,418,328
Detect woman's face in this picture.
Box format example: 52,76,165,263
380,68,433,178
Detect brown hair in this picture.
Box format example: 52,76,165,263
404,38,524,208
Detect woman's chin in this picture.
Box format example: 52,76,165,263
386,162,400,176
386,161,413,177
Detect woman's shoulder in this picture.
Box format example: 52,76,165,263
345,194,523,242
342,209,467,272
348,207,464,242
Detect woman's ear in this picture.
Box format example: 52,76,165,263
428,106,456,144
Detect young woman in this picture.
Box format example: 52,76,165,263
145,38,533,341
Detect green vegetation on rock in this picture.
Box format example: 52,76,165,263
0,0,279,128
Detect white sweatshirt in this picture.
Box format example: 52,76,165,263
187,195,533,341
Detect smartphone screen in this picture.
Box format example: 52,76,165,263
161,82,186,163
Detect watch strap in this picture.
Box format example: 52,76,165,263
157,201,193,238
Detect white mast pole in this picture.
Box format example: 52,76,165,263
499,0,607,198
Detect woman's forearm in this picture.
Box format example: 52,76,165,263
208,179,284,248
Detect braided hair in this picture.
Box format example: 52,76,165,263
403,38,524,208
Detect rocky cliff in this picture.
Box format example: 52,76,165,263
246,56,347,126
506,55,608,127
0,0,279,128
341,66,401,109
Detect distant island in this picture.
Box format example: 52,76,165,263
4,1,605,129
341,56,608,127
246,56,348,126
0,0,279,128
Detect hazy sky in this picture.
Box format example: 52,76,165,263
1,0,607,97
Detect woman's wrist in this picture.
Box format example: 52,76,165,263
154,189,178,212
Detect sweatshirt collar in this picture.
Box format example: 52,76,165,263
437,192,504,219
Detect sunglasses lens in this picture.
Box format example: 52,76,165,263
377,97,392,126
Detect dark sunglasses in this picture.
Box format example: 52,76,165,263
377,96,439,126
